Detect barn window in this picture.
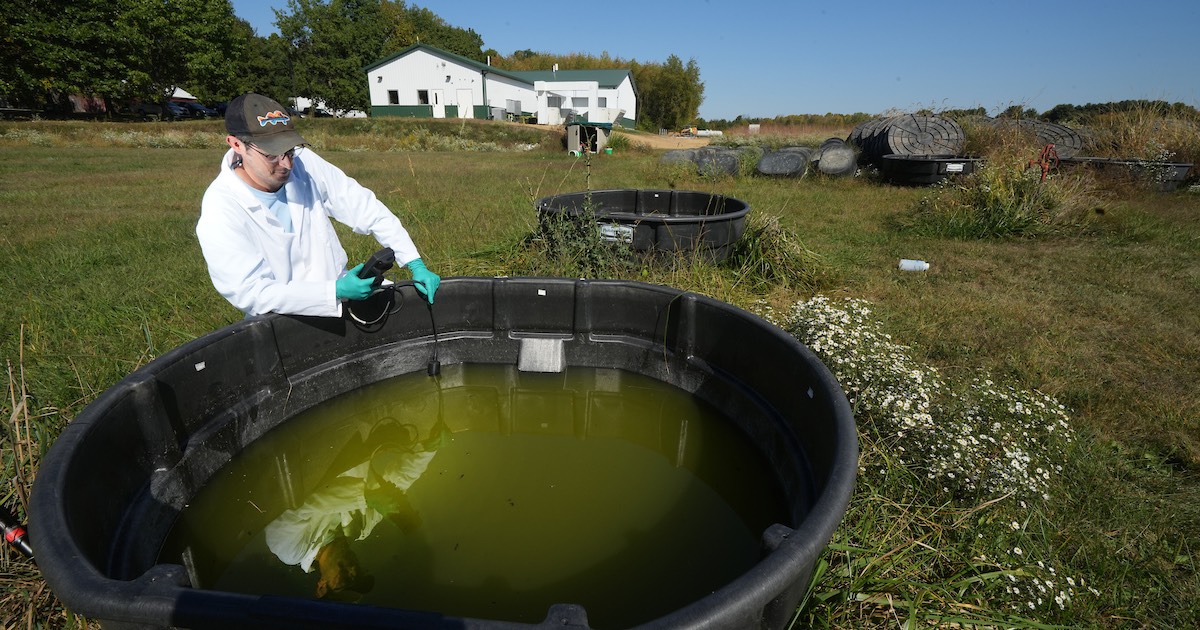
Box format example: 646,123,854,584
417,90,430,105
387,90,399,105
598,97,607,107
571,97,587,108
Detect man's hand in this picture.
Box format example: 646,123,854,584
336,264,376,301
407,259,440,304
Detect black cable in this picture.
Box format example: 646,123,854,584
347,285,401,331
347,282,440,378
426,301,440,377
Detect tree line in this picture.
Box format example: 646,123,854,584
940,101,1198,124
0,0,704,130
690,100,1199,132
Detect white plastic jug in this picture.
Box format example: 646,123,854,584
898,259,930,271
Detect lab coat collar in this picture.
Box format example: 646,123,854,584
218,149,265,207
218,148,305,236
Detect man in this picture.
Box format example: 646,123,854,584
197,93,439,317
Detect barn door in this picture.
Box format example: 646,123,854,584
456,89,473,118
431,90,445,118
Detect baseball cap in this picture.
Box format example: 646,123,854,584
225,93,308,155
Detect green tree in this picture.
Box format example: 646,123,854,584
1041,103,1081,124
227,26,295,104
0,0,143,111
279,0,389,112
0,1,33,104
378,1,484,60
637,54,704,131
116,0,243,105
493,50,624,72
997,104,1039,119
0,0,242,111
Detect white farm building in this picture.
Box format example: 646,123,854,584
364,44,637,127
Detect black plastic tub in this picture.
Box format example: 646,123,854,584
535,189,750,262
30,277,856,630
1058,156,1194,192
881,154,983,186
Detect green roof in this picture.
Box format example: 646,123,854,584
567,121,613,129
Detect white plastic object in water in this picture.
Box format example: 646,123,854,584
898,259,930,271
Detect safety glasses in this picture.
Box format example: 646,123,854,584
247,144,302,165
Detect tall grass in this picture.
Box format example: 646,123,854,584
900,106,1199,240
0,117,563,153
1079,104,1200,165
723,123,855,148
724,213,831,292
1,120,1198,629
898,163,1102,239
899,123,1105,239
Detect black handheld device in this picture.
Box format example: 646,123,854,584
357,247,396,282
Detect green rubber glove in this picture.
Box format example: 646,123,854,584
407,258,440,304
336,264,376,301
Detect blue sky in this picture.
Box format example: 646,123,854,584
231,0,1199,120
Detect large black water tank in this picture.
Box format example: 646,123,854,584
30,278,857,630
881,155,984,186
536,189,750,262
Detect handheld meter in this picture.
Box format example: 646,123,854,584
357,247,395,282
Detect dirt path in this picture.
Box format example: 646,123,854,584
626,134,711,150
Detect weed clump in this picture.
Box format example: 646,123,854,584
0,127,56,146
508,209,637,278
605,132,648,153
898,126,1102,239
724,213,829,292
497,206,831,300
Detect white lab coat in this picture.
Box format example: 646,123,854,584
196,148,422,317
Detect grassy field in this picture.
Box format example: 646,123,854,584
1,118,1198,628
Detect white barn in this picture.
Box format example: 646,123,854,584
363,44,637,127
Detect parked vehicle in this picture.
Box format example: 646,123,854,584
129,101,162,120
182,102,218,118
163,102,188,120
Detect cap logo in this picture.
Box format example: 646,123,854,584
257,110,291,127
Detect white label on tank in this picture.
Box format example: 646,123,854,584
194,361,206,371
537,289,547,296
947,163,965,172
598,223,634,244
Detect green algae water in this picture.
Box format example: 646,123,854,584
161,363,790,628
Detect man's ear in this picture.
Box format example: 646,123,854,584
315,577,329,599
